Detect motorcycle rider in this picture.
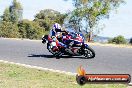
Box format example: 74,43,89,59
50,23,67,50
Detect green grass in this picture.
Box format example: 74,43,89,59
0,62,127,88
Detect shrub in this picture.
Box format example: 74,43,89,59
108,35,127,44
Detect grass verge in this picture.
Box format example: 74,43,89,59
88,42,132,48
0,62,127,88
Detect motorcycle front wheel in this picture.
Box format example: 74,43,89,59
47,44,62,58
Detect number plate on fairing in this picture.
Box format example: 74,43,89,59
50,42,56,48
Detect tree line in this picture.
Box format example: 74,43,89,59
0,0,66,39
1,0,131,44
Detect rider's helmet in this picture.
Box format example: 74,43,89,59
52,23,62,39
52,23,62,32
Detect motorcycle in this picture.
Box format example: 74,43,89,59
42,30,95,59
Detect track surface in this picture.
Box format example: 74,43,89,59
0,38,132,75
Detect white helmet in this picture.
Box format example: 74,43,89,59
52,23,62,32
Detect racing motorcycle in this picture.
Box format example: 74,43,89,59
42,29,95,59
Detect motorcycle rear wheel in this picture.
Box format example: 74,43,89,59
84,46,95,59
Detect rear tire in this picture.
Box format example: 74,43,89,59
84,46,95,59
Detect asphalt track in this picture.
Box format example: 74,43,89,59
0,38,132,76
